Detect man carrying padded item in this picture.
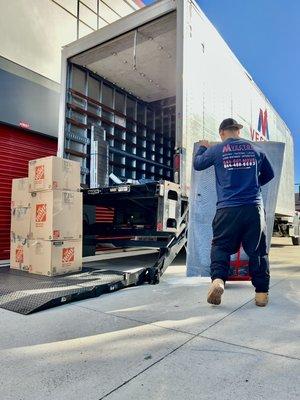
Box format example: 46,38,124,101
193,118,274,307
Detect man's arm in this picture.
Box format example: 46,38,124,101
193,142,215,171
259,154,275,186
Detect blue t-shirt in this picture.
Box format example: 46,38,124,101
193,138,274,209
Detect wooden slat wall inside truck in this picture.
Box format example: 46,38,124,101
0,124,57,261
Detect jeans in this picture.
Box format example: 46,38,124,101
211,205,270,292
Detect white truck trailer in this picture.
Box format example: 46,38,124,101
57,0,299,249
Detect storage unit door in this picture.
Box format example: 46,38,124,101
0,124,57,261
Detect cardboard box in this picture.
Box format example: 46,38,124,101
11,207,31,238
30,190,82,240
28,156,81,192
11,178,31,208
10,238,30,271
29,239,82,276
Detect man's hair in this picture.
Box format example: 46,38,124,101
220,126,239,133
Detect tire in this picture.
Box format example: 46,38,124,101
292,236,300,246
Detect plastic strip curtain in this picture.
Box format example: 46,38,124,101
186,141,285,277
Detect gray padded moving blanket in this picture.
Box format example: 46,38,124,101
186,141,285,277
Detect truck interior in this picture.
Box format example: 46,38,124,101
64,11,185,261
65,11,177,186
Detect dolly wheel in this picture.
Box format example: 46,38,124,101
292,236,300,246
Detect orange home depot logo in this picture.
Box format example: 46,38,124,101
36,204,47,224
53,230,60,239
62,247,75,264
15,246,24,263
35,165,45,181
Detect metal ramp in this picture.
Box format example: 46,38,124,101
0,265,146,315
0,230,186,315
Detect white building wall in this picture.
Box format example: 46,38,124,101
0,0,143,82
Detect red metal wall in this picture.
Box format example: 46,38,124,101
0,124,57,260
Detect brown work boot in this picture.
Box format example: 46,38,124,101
255,292,269,307
207,279,224,305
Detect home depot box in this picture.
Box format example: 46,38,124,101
30,190,82,240
11,207,31,238
10,238,30,271
29,239,82,276
11,178,31,208
28,156,81,192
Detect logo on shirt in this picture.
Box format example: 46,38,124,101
251,109,269,141
222,142,256,170
223,143,253,153
223,157,256,169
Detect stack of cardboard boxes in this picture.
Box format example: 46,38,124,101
10,178,31,271
10,156,83,276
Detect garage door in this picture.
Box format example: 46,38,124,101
0,124,57,261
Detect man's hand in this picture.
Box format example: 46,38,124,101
198,140,211,148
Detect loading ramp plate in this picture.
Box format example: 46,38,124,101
0,266,146,315
0,233,186,315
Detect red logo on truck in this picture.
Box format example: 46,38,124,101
62,247,75,264
251,109,269,141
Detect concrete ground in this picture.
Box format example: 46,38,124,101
0,237,299,400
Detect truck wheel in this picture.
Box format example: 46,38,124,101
292,237,300,246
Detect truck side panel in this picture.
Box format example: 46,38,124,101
182,0,294,216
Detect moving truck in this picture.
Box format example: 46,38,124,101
57,0,299,249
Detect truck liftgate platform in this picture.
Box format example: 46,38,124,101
0,257,152,315
0,243,184,315
1,181,188,315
